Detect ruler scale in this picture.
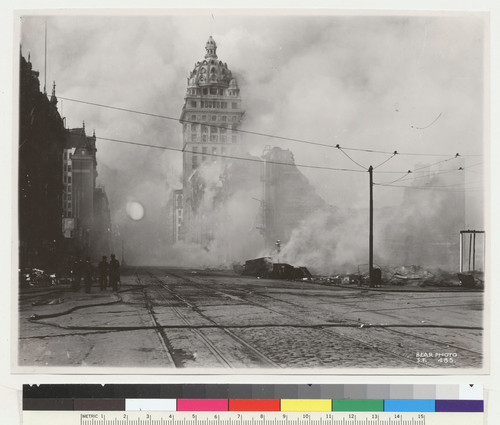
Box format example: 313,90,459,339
22,385,483,425
23,411,483,425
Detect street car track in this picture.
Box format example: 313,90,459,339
211,273,483,349
150,270,430,368
144,272,281,368
157,269,482,367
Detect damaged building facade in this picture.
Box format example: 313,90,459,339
177,36,245,245
261,147,326,251
19,53,112,271
62,124,112,260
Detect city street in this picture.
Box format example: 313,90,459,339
18,267,484,369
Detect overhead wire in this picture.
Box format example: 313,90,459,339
335,144,368,170
373,151,398,170
96,136,367,173
412,153,461,172
58,95,483,158
375,182,483,192
375,154,465,185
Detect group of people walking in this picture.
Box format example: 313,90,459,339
71,254,120,293
97,254,121,292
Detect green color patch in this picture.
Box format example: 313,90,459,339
332,399,384,412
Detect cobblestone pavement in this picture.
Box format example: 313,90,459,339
18,267,483,370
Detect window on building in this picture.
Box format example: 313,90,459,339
191,123,198,131
202,125,208,133
210,134,217,143
212,115,216,121
222,116,227,122
68,176,72,183
232,102,237,109
67,186,72,193
191,134,197,143
192,155,198,169
203,88,208,95
222,102,227,109
202,115,206,121
210,88,217,95
202,135,208,143
190,100,197,108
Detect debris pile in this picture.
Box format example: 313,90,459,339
241,257,312,281
20,268,59,287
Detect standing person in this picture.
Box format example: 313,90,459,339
71,258,82,292
97,256,109,291
109,254,120,291
83,257,93,293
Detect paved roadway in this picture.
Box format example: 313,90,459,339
18,267,484,370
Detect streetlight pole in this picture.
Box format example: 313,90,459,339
369,165,374,287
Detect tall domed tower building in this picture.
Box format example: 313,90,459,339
177,36,245,244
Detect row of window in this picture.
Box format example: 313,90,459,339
63,165,72,172
189,100,238,109
63,176,72,184
190,134,238,143
187,114,239,124
186,88,239,97
191,124,229,133
192,146,227,154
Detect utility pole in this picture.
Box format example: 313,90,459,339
369,165,374,287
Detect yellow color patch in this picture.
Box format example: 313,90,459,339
280,399,332,412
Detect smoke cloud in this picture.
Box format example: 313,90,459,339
19,13,486,270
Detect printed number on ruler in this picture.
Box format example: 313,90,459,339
78,412,426,425
22,411,482,425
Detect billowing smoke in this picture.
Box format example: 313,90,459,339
19,14,485,268
278,164,479,274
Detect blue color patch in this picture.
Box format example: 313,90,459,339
384,400,435,412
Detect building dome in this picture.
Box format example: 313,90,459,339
187,36,235,88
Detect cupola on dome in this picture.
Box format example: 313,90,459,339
187,36,236,89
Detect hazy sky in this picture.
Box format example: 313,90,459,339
18,11,486,264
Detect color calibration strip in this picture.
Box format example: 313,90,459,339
23,398,484,412
23,384,483,413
